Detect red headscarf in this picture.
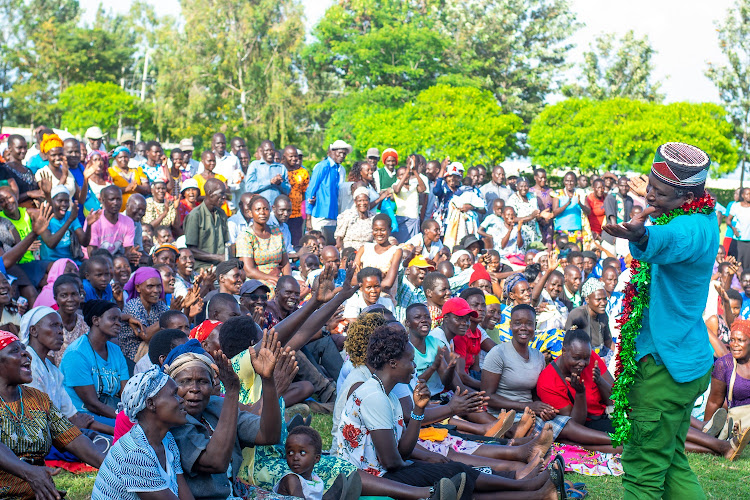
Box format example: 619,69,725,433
381,148,398,164
469,263,491,284
190,320,221,342
0,330,19,351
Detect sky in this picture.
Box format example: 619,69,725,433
79,0,734,104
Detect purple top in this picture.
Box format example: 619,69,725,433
712,354,750,409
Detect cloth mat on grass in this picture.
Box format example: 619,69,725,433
551,443,623,477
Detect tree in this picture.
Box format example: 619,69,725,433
563,30,663,102
57,82,145,137
325,84,523,165
706,0,750,186
528,98,738,175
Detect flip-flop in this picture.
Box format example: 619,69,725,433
449,472,467,500
565,484,587,499
429,477,457,500
703,408,727,437
547,455,567,500
565,480,587,492
485,409,516,438
729,426,750,461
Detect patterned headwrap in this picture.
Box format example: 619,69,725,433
86,149,110,169
19,306,57,344
190,320,221,342
581,278,605,299
381,148,398,164
118,365,170,423
0,330,19,351
730,319,750,339
651,143,710,188
40,134,64,154
162,339,215,385
124,267,165,301
503,273,527,298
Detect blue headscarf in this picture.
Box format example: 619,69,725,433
503,273,528,299
113,145,131,158
162,339,208,368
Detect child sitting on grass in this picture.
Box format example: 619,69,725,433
274,426,325,500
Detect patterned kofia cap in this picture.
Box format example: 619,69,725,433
651,142,711,188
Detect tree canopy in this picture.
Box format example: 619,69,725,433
528,98,738,175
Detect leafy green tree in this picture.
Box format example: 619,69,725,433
563,30,663,102
706,0,750,185
528,98,738,175
325,84,523,165
57,82,145,137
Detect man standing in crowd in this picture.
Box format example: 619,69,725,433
84,126,105,152
306,140,351,245
532,167,554,249
481,165,512,208
375,147,399,192
202,132,241,194
184,178,230,270
178,138,200,177
366,147,379,172
604,143,717,500
392,156,427,242
230,137,246,156
245,140,290,205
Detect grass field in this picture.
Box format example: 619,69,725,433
56,413,750,499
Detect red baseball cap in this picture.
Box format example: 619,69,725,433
438,297,478,320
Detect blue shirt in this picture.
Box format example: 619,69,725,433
60,335,129,413
40,213,82,262
68,163,86,224
305,157,341,220
268,213,294,254
83,278,114,302
244,160,291,205
629,212,717,383
740,292,750,320
27,154,48,174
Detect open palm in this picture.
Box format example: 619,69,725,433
250,328,281,378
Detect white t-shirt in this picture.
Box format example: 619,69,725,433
404,233,444,260
342,291,395,319
730,203,750,241
394,174,428,220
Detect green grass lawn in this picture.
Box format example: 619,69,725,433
56,413,750,499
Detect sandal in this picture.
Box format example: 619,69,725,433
728,426,750,461
428,477,458,500
565,484,587,499
702,408,727,437
485,410,516,438
547,455,567,500
449,472,467,500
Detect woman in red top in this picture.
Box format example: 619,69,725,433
583,178,606,235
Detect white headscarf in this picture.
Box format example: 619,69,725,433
19,306,58,344
118,366,170,423
581,278,605,299
450,250,472,266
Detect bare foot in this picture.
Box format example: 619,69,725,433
514,407,535,439
520,423,554,463
517,449,543,479
542,479,558,500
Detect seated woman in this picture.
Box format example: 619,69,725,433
61,300,130,427
166,332,283,499
0,331,103,499
32,258,77,309
108,146,150,211
237,195,292,290
704,319,750,458
34,134,78,198
52,274,90,366
564,278,613,363
119,267,170,366
335,325,558,500
38,186,98,264
92,366,194,499
353,213,403,292
335,186,375,250
22,306,114,436
481,304,621,453
342,267,395,320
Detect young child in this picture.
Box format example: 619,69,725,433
478,198,505,240
494,206,524,256
274,426,324,500
154,225,174,245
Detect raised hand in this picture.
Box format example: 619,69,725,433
592,364,602,386
628,174,649,198
603,206,656,241
170,295,184,312
183,284,201,309
566,373,585,393
85,209,102,227
412,379,431,409
340,261,359,296
38,171,53,196
112,281,123,303
273,347,298,395
126,245,142,266
187,298,204,318
314,261,338,303
213,349,240,393
250,328,281,378
31,203,53,235
547,252,558,272
67,200,80,222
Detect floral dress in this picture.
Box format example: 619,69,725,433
236,225,287,289
508,192,541,247
288,167,310,220
334,208,374,249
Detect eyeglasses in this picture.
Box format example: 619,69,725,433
244,293,268,301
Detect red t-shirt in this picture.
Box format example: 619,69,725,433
536,350,608,417
453,327,482,372
586,194,606,234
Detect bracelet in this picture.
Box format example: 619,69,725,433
410,411,425,421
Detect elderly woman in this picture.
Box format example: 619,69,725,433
167,332,282,499
508,178,542,248
119,267,170,365
108,146,150,211
82,149,112,206
143,179,178,231
353,213,403,292
38,185,100,263
61,300,130,427
0,331,103,499
564,278,613,363
92,366,194,499
34,134,78,198
22,306,113,438
335,186,375,249
237,195,291,289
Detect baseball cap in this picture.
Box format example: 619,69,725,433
84,126,104,140
297,149,303,156
366,147,380,158
439,297,478,319
119,133,136,143
447,162,464,176
179,138,195,151
240,279,271,296
408,255,435,270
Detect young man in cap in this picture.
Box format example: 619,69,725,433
365,147,379,172
603,142,723,499
394,255,434,321
177,138,200,177
305,140,351,244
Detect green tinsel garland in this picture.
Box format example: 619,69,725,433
609,192,715,447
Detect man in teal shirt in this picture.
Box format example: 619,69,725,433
604,143,717,500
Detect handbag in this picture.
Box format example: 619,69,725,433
69,228,84,261
718,358,750,439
